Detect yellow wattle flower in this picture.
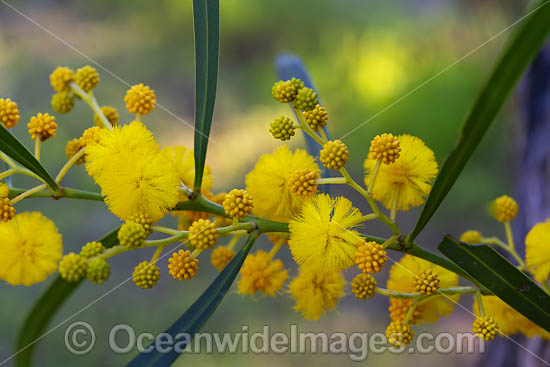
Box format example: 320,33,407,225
0,212,62,286
85,121,180,221
289,267,345,320
237,250,288,296
473,295,550,339
289,194,363,272
364,134,438,211
525,221,550,283
164,145,213,192
387,254,459,324
245,146,319,222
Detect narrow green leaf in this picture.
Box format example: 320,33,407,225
408,0,550,242
439,235,550,331
192,0,219,191
0,125,58,191
15,227,120,367
128,232,258,367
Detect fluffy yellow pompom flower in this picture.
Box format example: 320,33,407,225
289,267,345,320
525,221,550,283
237,250,288,296
245,146,319,222
164,145,213,192
0,212,62,286
289,194,363,272
0,98,21,128
491,195,518,222
364,134,438,211
387,254,459,323
85,121,180,221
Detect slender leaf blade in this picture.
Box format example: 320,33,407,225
439,235,550,331
192,0,219,191
15,227,120,367
0,125,58,190
128,232,258,367
408,0,550,242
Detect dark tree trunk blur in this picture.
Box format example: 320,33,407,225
479,43,550,367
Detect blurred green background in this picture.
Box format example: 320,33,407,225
0,0,527,365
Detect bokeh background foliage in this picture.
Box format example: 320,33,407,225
0,0,548,366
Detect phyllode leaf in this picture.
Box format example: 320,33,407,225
408,0,550,242
0,124,58,191
439,235,550,331
192,0,220,192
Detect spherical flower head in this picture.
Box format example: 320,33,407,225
80,126,102,147
369,133,401,165
168,249,199,280
124,83,156,114
0,98,20,128
75,65,99,92
65,138,86,165
385,321,413,347
0,198,16,222
473,295,549,338
351,273,377,300
354,241,387,274
414,269,440,295
51,91,75,114
211,246,235,271
525,221,550,283
223,189,253,218
164,145,214,192
133,261,160,289
59,253,87,283
79,241,105,258
28,113,57,141
289,267,345,320
288,169,319,197
387,255,459,324
302,104,328,131
389,298,423,324
0,183,9,198
491,195,518,222
271,80,298,103
94,106,120,127
86,258,110,284
118,222,148,249
245,146,319,222
460,230,483,244
473,316,498,341
0,212,62,286
292,87,318,111
269,116,296,141
85,121,180,221
289,194,363,272
364,135,438,211
50,66,75,92
189,219,218,250
320,140,349,170
128,212,154,235
238,250,288,296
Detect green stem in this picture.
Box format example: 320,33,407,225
8,187,103,201
152,226,180,235
340,167,400,235
504,222,515,251
34,139,41,161
375,286,477,298
70,82,112,130
475,291,485,317
10,184,48,205
0,168,16,180
55,148,85,184
483,236,528,271
367,159,381,194
315,177,347,185
294,106,326,146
